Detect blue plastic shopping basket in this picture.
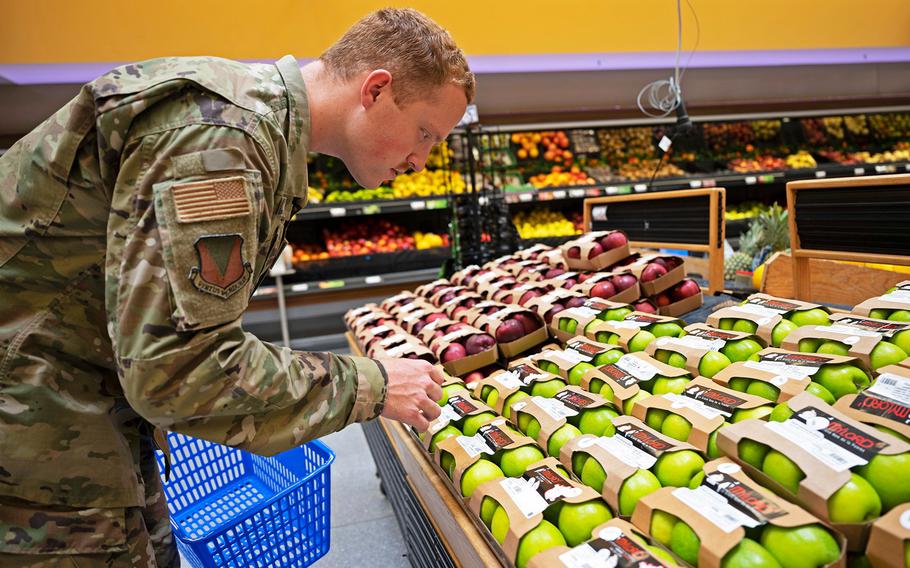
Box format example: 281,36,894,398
156,433,335,568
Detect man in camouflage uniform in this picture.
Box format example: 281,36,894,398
0,8,473,566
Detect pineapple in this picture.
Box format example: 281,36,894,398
725,252,753,280
726,203,790,280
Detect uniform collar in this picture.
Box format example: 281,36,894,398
275,55,310,194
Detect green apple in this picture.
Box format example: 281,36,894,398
500,445,546,477
688,470,706,489
485,388,499,408
667,352,689,369
522,416,541,440
654,349,672,364
652,375,690,395
629,330,657,352
515,520,567,568
873,423,910,443
593,348,624,367
798,338,823,353
719,318,736,330
572,451,590,477
746,380,780,401
770,403,794,422
857,452,910,510
817,341,850,356
905,540,910,568
760,523,840,568
645,408,668,431
491,505,509,543
649,510,678,545
814,364,870,399
805,382,836,405
598,381,615,403
578,407,618,437
707,427,725,459
559,318,578,334
462,412,497,436
653,450,705,487
891,330,910,354
871,341,909,370
644,545,677,565
623,391,651,415
480,496,499,527
461,459,504,498
548,424,582,458
888,310,910,322
557,499,613,546
581,456,607,491
538,361,560,374
721,538,782,568
762,450,805,494
619,469,662,516
722,339,765,363
660,414,693,442
598,331,622,344
651,322,685,337
733,319,759,334
789,309,830,327
503,391,531,420
430,425,461,452
739,439,770,469
670,521,701,565
771,319,799,347
568,362,597,386
441,451,456,478
530,378,567,398
732,406,773,423
698,351,733,378
439,383,469,405
869,308,891,320
828,473,882,522
728,377,751,392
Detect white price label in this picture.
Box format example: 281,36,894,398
534,396,579,420
745,176,758,185
354,313,377,327
439,404,460,423
689,179,703,188
665,393,725,420
551,349,593,367
737,302,785,317
494,371,525,390
634,184,648,192
570,189,586,198
605,186,619,195
660,335,725,352
815,170,827,178
744,360,818,379
365,275,383,284
558,542,610,568
595,435,658,469
456,434,495,458
766,418,868,472
551,190,567,200
615,355,661,382
672,486,761,533
868,374,910,405
329,207,347,217
564,306,602,319
409,200,427,211
519,192,534,202
854,167,866,175
384,343,412,357
611,320,649,329
826,324,881,338
291,283,309,292
881,290,910,305
370,325,391,336
658,135,673,152
500,477,550,518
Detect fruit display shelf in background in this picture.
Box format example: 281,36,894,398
320,218,447,258
528,165,596,188
512,208,582,239
324,169,466,202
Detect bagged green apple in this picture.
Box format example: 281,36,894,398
527,517,682,567
865,502,910,568
588,352,694,413
475,364,563,419
561,230,632,271
511,395,587,459
469,458,610,567
712,348,870,404
551,298,634,342
531,337,626,386
586,312,687,354
707,294,832,347
717,392,910,549
630,458,846,568
683,323,767,362
647,336,734,379
561,415,704,518
630,377,775,458
853,281,910,323
834,366,910,443
781,313,910,373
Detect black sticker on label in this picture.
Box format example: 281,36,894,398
615,423,674,457
624,313,661,324
448,395,479,417
835,316,910,336
513,364,548,385
567,338,607,357
683,384,748,415
600,364,642,388
793,407,890,460
478,423,516,451
687,326,740,341
850,393,910,427
758,352,832,367
523,465,576,505
587,534,661,567
748,297,802,313
555,390,597,411
703,471,788,525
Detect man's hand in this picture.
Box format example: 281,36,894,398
377,358,446,432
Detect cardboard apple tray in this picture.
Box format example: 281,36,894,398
472,363,564,417
550,299,633,343
428,326,499,376
368,336,435,362
484,254,523,272
644,325,764,379
561,230,632,271
514,243,553,262
622,253,687,296
630,377,773,455
359,323,410,353
492,281,553,307
523,288,587,326
440,291,487,320
834,365,910,442
379,290,422,314
561,415,701,518
539,270,588,291
501,259,553,281
659,288,704,318
781,313,910,373
450,264,482,287
586,353,691,413
529,336,623,382
346,306,394,336
865,502,910,568
418,391,497,452
527,517,682,568
571,270,641,305
852,280,910,318
471,268,520,300
387,295,435,319
424,283,482,308
584,312,685,351
413,278,456,300
537,248,569,271
631,458,847,568
464,301,549,358
717,392,910,550
468,457,603,568
706,294,830,347
509,389,612,456
395,302,445,336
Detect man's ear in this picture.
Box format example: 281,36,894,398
361,69,393,109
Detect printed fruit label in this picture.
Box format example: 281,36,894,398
493,370,524,390
512,364,550,386
560,526,662,568
624,314,662,324
614,422,675,457
478,421,516,451
672,486,762,533
867,374,910,405
834,316,910,337
594,435,658,469
500,477,550,519
754,351,830,370
524,465,584,506
850,373,910,426
447,395,479,417
881,289,910,305
456,434,495,458
551,349,594,367
682,384,748,415
614,355,661,383
687,327,740,340
665,392,725,420
567,338,609,357
747,297,803,313
702,471,787,525
582,299,612,311
657,335,724,352
564,306,602,320
744,360,817,380
535,396,579,420
555,390,598,411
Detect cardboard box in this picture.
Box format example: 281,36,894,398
540,270,587,291
527,518,682,567
361,323,409,352
414,278,455,299
659,290,704,318
866,502,910,568
572,270,642,305
561,230,632,271
492,282,553,307
781,313,910,373
346,306,394,335
510,394,585,456
515,243,553,262
450,264,482,287
550,299,634,343
472,268,520,300
428,327,499,377
620,253,687,296
421,391,497,450
388,296,435,319
463,302,549,358
523,288,587,326
834,365,910,442
630,458,847,568
584,312,685,352
852,281,910,318
369,337,435,362
706,294,830,347
426,284,481,308
717,392,910,550
530,337,624,383
645,323,764,378
588,353,692,413
472,363,562,418
500,259,549,279
538,248,569,270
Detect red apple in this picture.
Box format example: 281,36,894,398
565,297,586,309
672,279,701,301
590,281,617,299
612,274,638,292
441,343,467,362
633,300,657,314
462,299,476,308
587,243,605,259
654,293,671,307
558,278,578,289
567,247,582,259
411,321,426,334
544,268,565,279
439,292,456,304
544,304,565,323
452,306,468,319
518,290,542,306
640,263,669,282
577,272,595,283
496,319,525,343
447,322,468,333
464,370,484,386
465,334,496,355
425,313,447,323
600,232,628,250
652,257,671,269
513,313,541,334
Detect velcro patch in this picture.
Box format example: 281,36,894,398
172,176,251,223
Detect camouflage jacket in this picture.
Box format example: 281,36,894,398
0,55,388,518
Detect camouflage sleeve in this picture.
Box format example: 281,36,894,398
108,120,387,455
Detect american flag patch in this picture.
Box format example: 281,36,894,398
172,176,251,223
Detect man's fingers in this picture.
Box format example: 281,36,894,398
410,411,430,433
427,382,443,404
428,363,447,385
418,396,442,422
